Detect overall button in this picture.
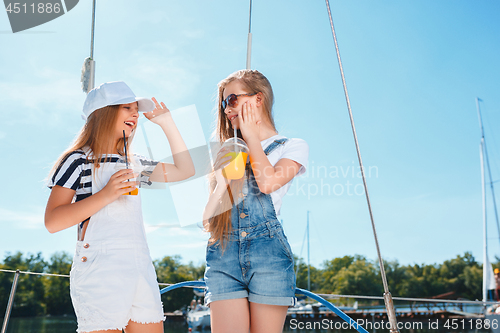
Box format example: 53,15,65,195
83,243,89,249
238,193,246,198
240,213,247,219
81,256,87,262
241,231,248,237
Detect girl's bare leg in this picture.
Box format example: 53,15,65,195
124,320,163,333
210,298,250,333
249,303,288,333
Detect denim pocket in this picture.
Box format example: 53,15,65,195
275,229,294,261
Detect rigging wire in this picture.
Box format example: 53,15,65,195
295,223,308,277
481,102,500,177
324,1,399,331
310,211,329,259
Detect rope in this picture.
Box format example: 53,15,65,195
324,1,399,331
0,269,495,305
0,269,197,289
0,269,69,278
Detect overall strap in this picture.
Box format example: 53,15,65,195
264,138,288,156
78,150,92,241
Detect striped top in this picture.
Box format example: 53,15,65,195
48,149,158,228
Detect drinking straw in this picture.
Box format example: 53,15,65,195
234,127,237,154
123,130,131,194
123,130,129,169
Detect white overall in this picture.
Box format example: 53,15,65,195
69,160,164,333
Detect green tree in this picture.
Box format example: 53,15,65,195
44,252,73,315
463,265,482,300
331,256,382,297
2,252,47,316
294,256,320,292
319,255,355,293
155,255,204,312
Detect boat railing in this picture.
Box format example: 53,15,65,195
2,269,499,333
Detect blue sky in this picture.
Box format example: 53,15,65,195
1,0,500,270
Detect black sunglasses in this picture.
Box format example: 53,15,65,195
221,93,257,110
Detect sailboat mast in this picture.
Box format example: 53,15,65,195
88,0,96,91
307,210,310,291
81,0,96,93
481,140,488,303
246,0,252,69
476,98,500,245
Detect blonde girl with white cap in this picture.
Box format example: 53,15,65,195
45,81,195,333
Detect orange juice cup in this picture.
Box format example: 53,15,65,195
220,138,249,180
115,157,140,195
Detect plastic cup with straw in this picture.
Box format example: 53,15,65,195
220,127,249,180
122,130,138,195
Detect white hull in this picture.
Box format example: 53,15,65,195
187,308,210,329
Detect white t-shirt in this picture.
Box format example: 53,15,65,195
260,134,309,216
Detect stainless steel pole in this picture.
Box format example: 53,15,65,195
1,270,21,333
246,0,252,69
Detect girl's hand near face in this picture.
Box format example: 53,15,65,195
144,97,172,124
238,102,261,144
99,169,139,204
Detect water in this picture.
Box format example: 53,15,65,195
3,317,189,333
2,316,494,333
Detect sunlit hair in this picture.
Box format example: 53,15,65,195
49,105,132,179
207,69,276,249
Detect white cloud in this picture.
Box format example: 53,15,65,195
123,43,202,105
0,206,45,229
0,66,85,126
182,29,205,39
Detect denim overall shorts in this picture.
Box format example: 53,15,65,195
204,139,296,306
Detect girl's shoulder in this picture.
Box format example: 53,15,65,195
265,135,309,174
48,149,89,189
58,149,88,167
283,137,308,150
266,135,309,155
280,137,309,160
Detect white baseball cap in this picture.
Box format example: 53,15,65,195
82,81,155,119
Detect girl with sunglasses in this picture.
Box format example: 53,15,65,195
203,70,309,333
45,81,194,333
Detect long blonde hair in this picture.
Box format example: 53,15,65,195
207,69,276,248
49,105,130,179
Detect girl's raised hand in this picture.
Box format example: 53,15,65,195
238,102,261,142
99,169,139,204
144,97,171,124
